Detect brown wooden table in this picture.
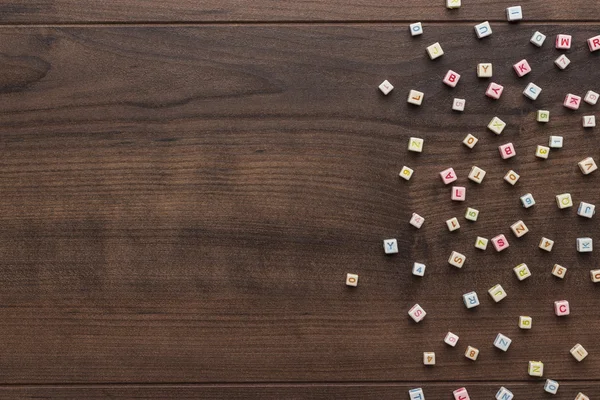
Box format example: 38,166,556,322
0,1,598,398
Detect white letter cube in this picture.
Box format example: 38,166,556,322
496,386,514,400
346,273,359,287
379,80,393,95
570,344,588,362
577,237,593,252
426,42,444,60
399,166,414,181
477,63,493,78
408,90,425,106
465,207,479,222
577,202,595,218
519,316,532,329
537,110,550,122
453,98,466,112
463,134,478,148
383,239,398,254
584,90,599,105
488,284,507,302
413,262,426,276
410,22,423,36
408,304,426,322
556,193,573,209
555,54,571,69
583,115,596,128
408,137,424,152
449,251,466,268
506,6,522,21
445,332,459,347
528,361,544,377
410,213,425,229
544,379,559,394
475,21,492,39
549,135,563,148
463,291,480,309
530,31,546,47
475,236,488,250
539,237,554,252
520,193,535,208
488,117,506,134
513,263,532,281
578,157,598,175
523,82,542,100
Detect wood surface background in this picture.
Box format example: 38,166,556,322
0,1,598,399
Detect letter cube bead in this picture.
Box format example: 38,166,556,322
575,393,590,400
477,63,493,78
510,220,529,238
499,143,516,159
577,237,593,252
440,167,458,184
564,93,582,110
513,59,531,77
578,157,598,175
578,202,596,218
379,80,394,95
504,170,520,185
463,134,478,148
408,304,426,322
383,239,398,254
488,284,507,302
445,332,460,347
409,388,425,400
556,193,573,209
544,379,559,394
528,361,544,377
463,291,480,309
451,186,466,201
399,166,414,181
539,237,554,252
555,54,571,69
570,344,588,362
465,346,479,361
554,300,570,316
530,31,546,47
519,316,532,329
591,269,600,283
523,82,542,100
475,236,488,250
588,34,600,51
453,387,470,400
537,110,550,122
513,263,532,281
453,98,466,112
468,166,486,184
488,117,506,134
446,217,460,232
535,145,550,159
410,22,423,36
549,135,563,148
408,137,424,152
491,234,509,252
423,351,436,365
556,34,572,49
584,90,599,105
583,115,596,128
506,5,523,21
413,262,426,277
447,0,461,8
494,333,512,352
346,273,359,287
475,21,492,39
408,90,425,106
426,42,444,60
448,251,466,268
486,82,504,99
496,386,514,400
552,264,567,279
465,207,479,222
410,213,425,229
443,70,461,87
520,193,535,208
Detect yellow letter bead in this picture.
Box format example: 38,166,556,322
399,166,414,181
465,207,479,222
408,137,424,152
474,236,488,250
488,284,507,302
578,157,598,175
446,0,461,8
488,116,506,134
539,237,554,252
575,393,590,400
513,263,532,281
448,251,466,268
426,42,444,60
535,145,550,159
510,220,529,238
528,361,544,377
408,90,425,106
468,166,486,184
465,346,479,360
591,269,600,283
519,316,532,329
570,344,588,362
556,193,573,209
446,217,460,232
552,264,567,279
477,62,493,77
537,110,550,122
423,351,436,365
463,134,478,148
504,170,520,185
346,273,359,287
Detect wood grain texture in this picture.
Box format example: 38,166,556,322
0,24,599,387
2,1,600,23
0,383,598,399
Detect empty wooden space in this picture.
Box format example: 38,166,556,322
0,1,598,399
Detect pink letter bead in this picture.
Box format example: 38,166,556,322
443,70,461,87
513,59,531,77
588,35,600,52
451,186,466,201
453,387,470,400
491,234,510,252
564,93,582,110
554,300,570,316
440,167,458,184
486,82,504,99
408,304,427,322
556,34,572,50
498,142,516,159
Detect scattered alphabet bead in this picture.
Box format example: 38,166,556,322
486,82,504,99
584,90,599,105
426,42,444,60
555,54,571,69
491,234,510,252
575,393,590,400
379,80,394,95
556,193,573,209
518,316,532,329
513,59,531,77
535,145,550,159
510,220,529,238
555,34,572,50
468,166,486,184
588,34,600,52
410,213,425,229
463,291,480,309
523,82,542,100
488,284,507,302
446,217,460,232
444,332,459,347
570,343,588,362
499,143,516,159
554,300,570,316
477,63,493,78
453,98,466,112
488,117,506,134
440,167,458,184
413,262,426,277
408,304,427,322
513,263,532,281
400,166,415,181
410,22,423,36
583,115,596,128
443,70,461,87
530,31,546,47
549,135,563,148
383,239,398,254
346,273,359,287
447,0,461,8
475,236,488,250
577,237,593,252
463,134,478,148
590,269,600,283
506,6,522,21
451,186,466,201
520,193,535,208
552,264,567,279
564,93,582,110
453,387,471,400
423,351,436,365
504,170,520,185
528,361,544,377
539,237,554,252
495,387,513,400
465,207,479,222
408,137,424,152
578,157,597,175
408,90,425,106
474,21,492,39
409,388,425,400
577,201,595,218
537,110,550,122
465,346,479,361
544,379,559,394
494,333,512,352
449,251,466,268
